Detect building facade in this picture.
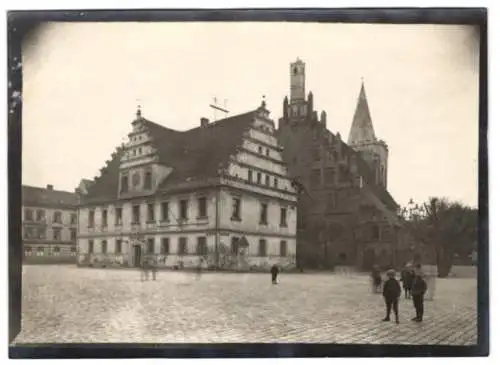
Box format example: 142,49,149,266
77,102,298,270
278,58,407,270
22,185,79,263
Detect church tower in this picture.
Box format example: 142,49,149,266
279,58,325,127
348,81,388,188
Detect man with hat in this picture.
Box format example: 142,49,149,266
382,269,402,324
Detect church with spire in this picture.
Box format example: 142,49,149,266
278,58,407,270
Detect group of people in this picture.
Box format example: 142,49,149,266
373,263,428,324
140,256,158,281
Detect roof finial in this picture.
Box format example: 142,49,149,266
136,104,142,118
261,94,266,108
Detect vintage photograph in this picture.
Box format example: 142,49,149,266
12,19,480,347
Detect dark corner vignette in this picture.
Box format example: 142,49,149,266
8,8,488,358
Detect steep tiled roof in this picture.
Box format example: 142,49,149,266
84,148,126,201
83,111,257,203
22,185,78,208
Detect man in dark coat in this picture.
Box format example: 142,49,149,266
400,265,413,299
382,269,401,324
271,264,279,284
411,268,428,322
371,266,382,293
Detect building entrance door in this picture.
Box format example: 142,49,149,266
133,244,142,268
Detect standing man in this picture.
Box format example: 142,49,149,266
271,264,279,285
411,265,428,322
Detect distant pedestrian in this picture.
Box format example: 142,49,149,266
382,269,401,324
400,265,414,299
371,266,382,293
150,257,157,281
196,257,203,280
411,266,427,322
271,264,279,284
140,256,150,281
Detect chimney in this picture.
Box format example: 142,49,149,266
46,184,54,191
200,117,210,128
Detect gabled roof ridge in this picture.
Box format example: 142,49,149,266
22,185,76,195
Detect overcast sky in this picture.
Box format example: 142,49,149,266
21,22,479,207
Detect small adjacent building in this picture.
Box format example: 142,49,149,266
22,184,79,263
77,102,298,270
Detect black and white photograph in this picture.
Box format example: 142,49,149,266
7,8,487,358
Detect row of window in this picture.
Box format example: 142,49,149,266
88,197,207,227
88,198,289,228
86,237,289,257
247,169,280,189
24,227,77,241
120,170,153,193
24,246,76,256
24,209,77,224
230,197,288,227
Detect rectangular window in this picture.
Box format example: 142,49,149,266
161,238,170,254
231,197,241,220
25,209,33,221
147,238,155,253
121,175,129,193
310,169,321,189
274,178,278,188
280,207,287,227
324,168,335,186
265,175,270,185
88,210,95,228
53,211,62,223
144,171,152,190
266,148,270,157
53,228,61,241
37,227,46,239
36,210,45,222
88,240,94,253
102,209,108,227
132,205,140,224
115,207,123,225
70,229,77,241
102,240,107,254
257,172,262,184
178,237,187,255
70,213,77,225
161,202,169,221
196,236,207,256
258,239,267,257
280,240,287,257
198,197,207,218
179,200,188,220
147,203,155,222
259,203,268,225
24,227,34,239
248,170,253,182
116,239,122,254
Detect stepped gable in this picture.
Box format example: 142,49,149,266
22,185,78,208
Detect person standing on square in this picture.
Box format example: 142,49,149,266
382,269,401,324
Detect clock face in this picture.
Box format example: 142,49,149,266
132,171,141,187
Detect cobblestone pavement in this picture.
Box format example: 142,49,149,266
14,265,477,344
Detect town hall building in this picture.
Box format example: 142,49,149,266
277,58,407,270
76,101,298,270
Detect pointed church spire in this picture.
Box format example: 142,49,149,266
348,79,377,145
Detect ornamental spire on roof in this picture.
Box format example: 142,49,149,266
348,79,377,145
